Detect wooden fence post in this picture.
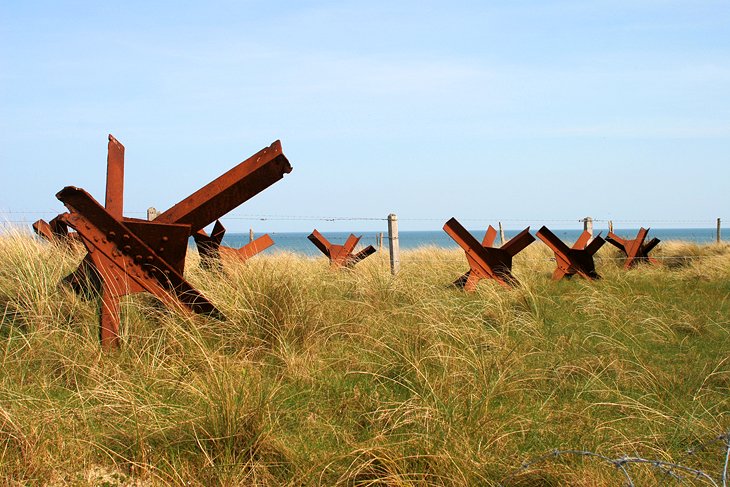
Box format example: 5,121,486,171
608,220,613,233
387,213,400,275
147,207,159,221
717,218,721,244
583,217,593,239
378,232,384,251
249,228,254,243
498,221,506,246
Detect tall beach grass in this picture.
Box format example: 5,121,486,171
0,228,728,485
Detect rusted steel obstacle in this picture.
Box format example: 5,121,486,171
193,220,275,270
192,220,227,270
606,228,660,268
56,186,223,348
536,226,605,280
32,214,77,243
307,229,376,268
443,218,535,290
37,134,291,349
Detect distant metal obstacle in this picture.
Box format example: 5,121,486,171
193,220,275,270
536,226,605,280
32,214,77,243
443,217,535,290
38,134,292,349
606,227,660,268
307,229,376,268
193,220,227,270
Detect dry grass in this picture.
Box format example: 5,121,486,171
0,229,728,485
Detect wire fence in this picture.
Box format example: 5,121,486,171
1,211,725,264
499,431,730,487
0,210,723,223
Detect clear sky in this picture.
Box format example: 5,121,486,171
1,0,728,233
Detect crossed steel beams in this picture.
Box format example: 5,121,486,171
307,229,376,267
57,187,222,348
536,226,605,280
193,220,275,270
45,135,291,348
32,215,76,243
443,218,535,290
606,228,660,268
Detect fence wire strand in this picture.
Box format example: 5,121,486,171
500,432,730,487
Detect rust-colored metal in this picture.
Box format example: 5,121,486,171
32,219,54,240
105,134,125,219
307,229,376,268
38,134,292,349
606,227,660,268
193,220,227,270
32,215,77,243
193,220,275,269
57,187,222,348
443,217,535,290
155,140,292,233
221,234,275,262
536,226,605,280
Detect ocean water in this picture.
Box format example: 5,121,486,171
219,228,720,256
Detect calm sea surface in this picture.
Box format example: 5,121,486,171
219,228,719,256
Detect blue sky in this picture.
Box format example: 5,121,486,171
1,0,728,233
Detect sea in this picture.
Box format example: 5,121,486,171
219,228,720,256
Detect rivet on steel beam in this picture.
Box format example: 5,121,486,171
109,231,116,238
162,236,169,242
135,255,142,262
123,245,132,252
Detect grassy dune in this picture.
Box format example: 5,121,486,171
0,231,728,485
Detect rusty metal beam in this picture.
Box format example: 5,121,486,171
607,227,660,268
307,229,375,268
32,219,54,240
32,215,78,244
57,187,219,314
482,226,497,247
444,219,504,278
330,234,361,266
39,135,294,349
105,134,125,219
57,186,224,348
155,140,292,233
501,227,536,257
537,226,605,280
444,218,535,290
307,229,331,258
351,245,377,265
222,234,275,262
193,220,227,270
573,230,592,250
124,219,191,274
194,221,275,267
